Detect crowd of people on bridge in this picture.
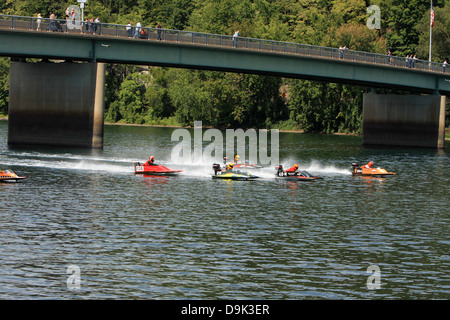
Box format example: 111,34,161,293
30,11,449,73
405,54,418,68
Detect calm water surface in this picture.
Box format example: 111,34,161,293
0,121,449,299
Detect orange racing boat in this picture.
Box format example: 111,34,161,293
351,162,395,177
0,169,26,182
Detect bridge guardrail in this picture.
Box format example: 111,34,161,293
0,14,448,74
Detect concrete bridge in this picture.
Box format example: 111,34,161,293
0,14,448,149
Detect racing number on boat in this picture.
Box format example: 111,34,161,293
136,166,144,172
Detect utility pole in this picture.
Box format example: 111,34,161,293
429,0,434,62
78,0,87,24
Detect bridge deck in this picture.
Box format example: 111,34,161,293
0,14,449,94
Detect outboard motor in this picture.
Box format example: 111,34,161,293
351,162,361,174
275,165,284,176
133,162,141,166
212,163,222,175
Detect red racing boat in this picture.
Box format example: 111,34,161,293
133,162,182,176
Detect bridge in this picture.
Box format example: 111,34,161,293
0,14,448,149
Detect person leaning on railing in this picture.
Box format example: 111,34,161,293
157,23,162,40
443,59,448,73
126,22,133,37
47,13,55,32
36,13,42,31
134,21,141,38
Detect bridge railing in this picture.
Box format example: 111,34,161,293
0,14,448,74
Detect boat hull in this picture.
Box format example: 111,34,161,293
232,163,262,170
274,167,322,182
276,175,321,182
212,170,259,180
0,170,26,182
352,167,396,177
134,164,182,176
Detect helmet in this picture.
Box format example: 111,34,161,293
368,161,373,167
294,164,299,169
235,155,240,160
227,163,234,169
150,156,155,161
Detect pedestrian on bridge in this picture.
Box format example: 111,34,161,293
157,23,162,40
233,30,239,48
126,22,133,37
134,21,141,38
48,13,56,32
36,13,42,31
93,17,100,35
386,51,392,65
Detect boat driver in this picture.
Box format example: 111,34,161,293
285,164,299,176
144,156,155,166
361,161,374,169
234,155,240,164
226,163,234,171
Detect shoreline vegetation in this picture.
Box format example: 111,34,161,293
0,1,448,138
1,117,448,139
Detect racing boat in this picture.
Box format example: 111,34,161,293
0,169,26,182
133,162,182,176
232,162,263,170
223,157,263,170
275,165,322,181
351,162,395,177
212,163,259,180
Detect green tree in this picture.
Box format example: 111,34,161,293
323,22,387,53
416,1,450,62
232,74,286,128
144,67,176,120
105,64,140,115
288,80,363,134
105,75,146,124
0,58,9,115
380,0,448,57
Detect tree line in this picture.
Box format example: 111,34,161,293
1,0,449,131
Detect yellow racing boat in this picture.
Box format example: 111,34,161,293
212,163,259,181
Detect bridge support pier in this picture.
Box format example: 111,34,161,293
8,61,105,149
362,92,446,149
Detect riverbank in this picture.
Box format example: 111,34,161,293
84,121,450,138
106,121,314,134
2,117,449,139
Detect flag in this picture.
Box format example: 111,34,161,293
430,2,435,28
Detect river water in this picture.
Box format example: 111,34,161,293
0,121,448,300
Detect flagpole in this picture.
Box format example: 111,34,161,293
429,0,433,62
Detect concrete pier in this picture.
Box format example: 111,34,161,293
362,93,446,149
8,61,105,148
